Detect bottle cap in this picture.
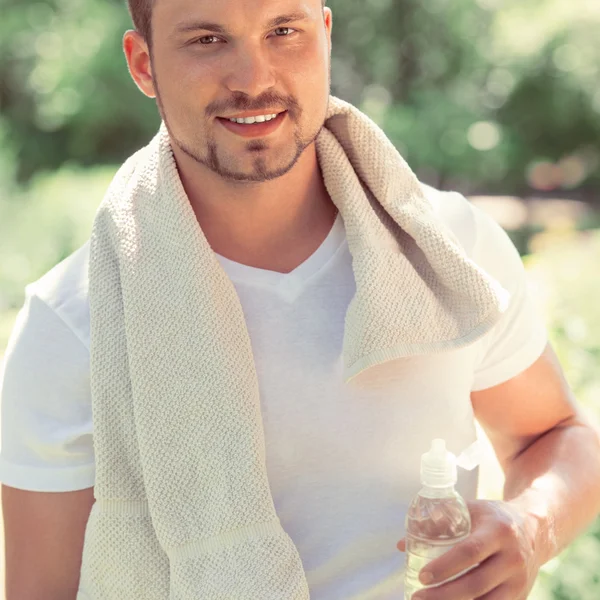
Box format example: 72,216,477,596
420,439,457,488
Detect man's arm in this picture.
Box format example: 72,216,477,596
473,343,600,565
399,343,600,600
2,485,95,600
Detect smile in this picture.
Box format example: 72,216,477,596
217,111,288,138
228,113,280,124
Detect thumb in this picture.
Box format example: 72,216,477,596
396,538,406,552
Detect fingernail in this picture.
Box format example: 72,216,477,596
420,571,434,585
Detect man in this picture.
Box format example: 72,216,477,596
1,0,600,598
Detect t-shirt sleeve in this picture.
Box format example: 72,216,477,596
0,289,95,491
469,203,548,392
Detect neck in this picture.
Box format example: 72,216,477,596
173,142,338,273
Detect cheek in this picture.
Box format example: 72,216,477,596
275,48,330,101
175,64,216,97
279,43,328,77
155,51,218,100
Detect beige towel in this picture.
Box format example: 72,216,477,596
78,96,509,599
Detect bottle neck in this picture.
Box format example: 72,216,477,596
419,484,457,498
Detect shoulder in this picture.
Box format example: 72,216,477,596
419,183,523,293
0,243,94,492
25,241,91,351
419,186,549,389
419,183,480,258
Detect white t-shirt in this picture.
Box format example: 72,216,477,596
0,189,547,599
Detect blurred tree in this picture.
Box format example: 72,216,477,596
327,0,600,197
0,0,159,182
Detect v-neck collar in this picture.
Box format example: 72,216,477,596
215,213,346,301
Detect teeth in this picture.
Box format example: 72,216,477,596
229,113,279,124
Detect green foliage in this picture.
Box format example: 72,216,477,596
0,166,115,312
327,0,600,195
0,0,159,181
526,231,600,412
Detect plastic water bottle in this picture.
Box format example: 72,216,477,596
404,439,472,599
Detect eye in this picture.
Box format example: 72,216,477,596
272,27,296,37
196,35,221,45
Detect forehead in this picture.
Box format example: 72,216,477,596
153,0,322,32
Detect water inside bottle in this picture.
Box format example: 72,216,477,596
404,534,470,599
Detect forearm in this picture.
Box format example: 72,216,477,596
502,417,600,566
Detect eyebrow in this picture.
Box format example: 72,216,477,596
174,11,310,36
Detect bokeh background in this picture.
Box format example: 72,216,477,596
1,0,599,597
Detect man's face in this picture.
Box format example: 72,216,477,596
148,0,332,182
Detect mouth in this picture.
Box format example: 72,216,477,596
217,111,288,138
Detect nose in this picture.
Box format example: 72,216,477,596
223,42,277,97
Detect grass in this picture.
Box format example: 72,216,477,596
0,309,19,362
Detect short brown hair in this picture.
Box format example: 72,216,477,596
127,0,153,42
127,0,327,43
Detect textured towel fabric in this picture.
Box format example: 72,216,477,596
78,96,509,599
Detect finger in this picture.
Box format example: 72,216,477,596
397,538,406,552
475,582,512,600
412,552,509,600
419,530,501,586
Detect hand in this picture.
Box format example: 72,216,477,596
396,500,543,600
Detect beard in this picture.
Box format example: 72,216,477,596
154,85,328,184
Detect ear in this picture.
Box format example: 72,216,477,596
323,7,333,56
123,30,156,98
